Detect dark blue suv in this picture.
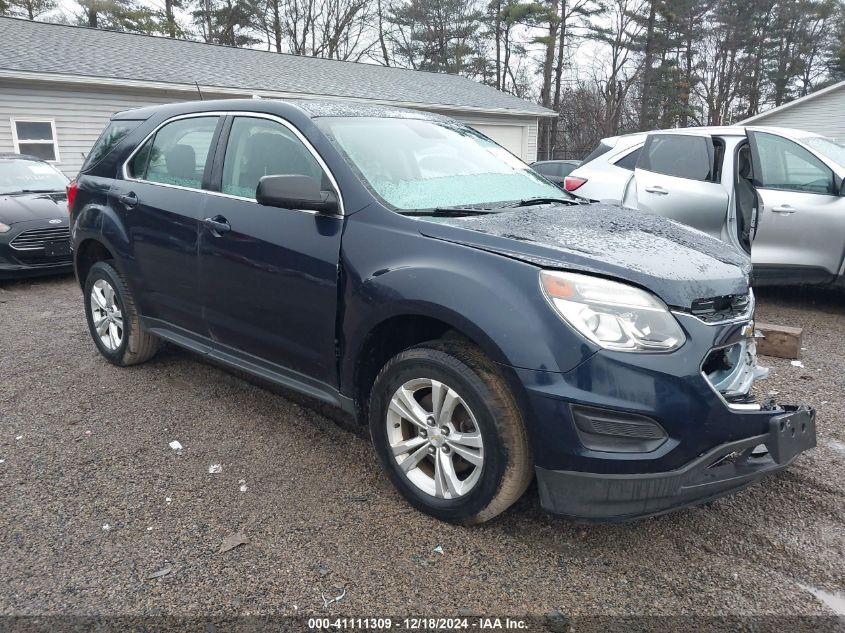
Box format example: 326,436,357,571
69,99,816,524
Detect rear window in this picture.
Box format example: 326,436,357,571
582,142,613,164
81,120,143,172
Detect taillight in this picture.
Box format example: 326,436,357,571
564,176,587,192
66,180,78,214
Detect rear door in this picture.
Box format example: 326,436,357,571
747,130,845,282
113,114,222,335
198,114,344,386
633,133,729,239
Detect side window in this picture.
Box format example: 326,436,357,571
638,134,715,182
221,117,325,200
614,147,641,171
128,116,218,190
752,132,835,195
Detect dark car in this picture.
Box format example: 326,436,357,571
531,159,581,188
0,153,72,279
69,100,815,524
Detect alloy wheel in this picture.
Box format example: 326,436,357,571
386,377,484,499
90,278,124,351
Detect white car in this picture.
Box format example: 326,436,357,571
566,127,845,287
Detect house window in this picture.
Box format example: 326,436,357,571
11,119,60,162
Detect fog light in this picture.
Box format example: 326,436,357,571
570,404,668,453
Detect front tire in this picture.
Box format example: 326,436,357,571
83,261,159,366
369,339,532,524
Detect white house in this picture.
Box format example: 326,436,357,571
0,17,555,176
741,80,845,140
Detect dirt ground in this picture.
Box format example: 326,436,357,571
1,275,843,621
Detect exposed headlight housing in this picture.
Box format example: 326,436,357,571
0,222,10,233
540,270,685,352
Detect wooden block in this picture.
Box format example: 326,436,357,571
756,322,803,359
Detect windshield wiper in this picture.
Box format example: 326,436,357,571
21,188,66,194
404,206,500,217
504,196,577,208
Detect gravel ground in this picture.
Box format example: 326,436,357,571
0,275,843,620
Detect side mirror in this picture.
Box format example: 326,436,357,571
256,174,340,214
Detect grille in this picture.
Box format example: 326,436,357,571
10,226,70,251
690,291,753,323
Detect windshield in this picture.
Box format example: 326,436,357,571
802,136,845,168
316,116,568,211
0,158,68,195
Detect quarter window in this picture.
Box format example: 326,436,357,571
221,117,325,200
11,119,60,162
128,116,218,190
638,134,716,182
614,147,641,171
751,132,835,195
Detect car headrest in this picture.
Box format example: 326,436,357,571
738,148,753,180
166,144,197,180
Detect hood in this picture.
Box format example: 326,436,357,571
0,192,68,225
417,203,752,310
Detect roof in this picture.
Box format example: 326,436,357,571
0,17,554,118
740,80,845,124
604,125,822,145
111,98,454,123
0,152,45,162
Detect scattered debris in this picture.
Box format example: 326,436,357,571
239,479,248,492
321,586,346,608
827,440,845,455
146,566,173,580
15,435,22,440
791,360,805,368
0,459,4,464
147,526,154,531
208,464,223,474
168,440,183,451
544,610,570,633
433,545,444,555
346,495,368,502
219,531,249,553
102,523,111,532
799,584,845,616
317,563,330,577
165,497,172,504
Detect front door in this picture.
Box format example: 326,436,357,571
634,133,730,242
198,115,343,387
110,115,222,335
748,131,845,283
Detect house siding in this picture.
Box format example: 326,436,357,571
749,85,845,141
0,78,543,177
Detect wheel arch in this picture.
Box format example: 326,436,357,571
345,307,526,426
74,238,116,289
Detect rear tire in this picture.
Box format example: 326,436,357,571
369,339,532,524
83,261,159,366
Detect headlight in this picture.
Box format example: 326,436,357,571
0,222,10,233
540,270,685,352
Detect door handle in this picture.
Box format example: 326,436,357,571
203,215,231,235
644,186,669,195
771,204,796,215
119,192,138,208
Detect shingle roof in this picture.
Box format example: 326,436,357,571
0,17,553,117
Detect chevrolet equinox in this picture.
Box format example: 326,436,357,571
69,100,816,524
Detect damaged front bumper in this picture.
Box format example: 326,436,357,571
536,404,815,521
515,306,817,522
